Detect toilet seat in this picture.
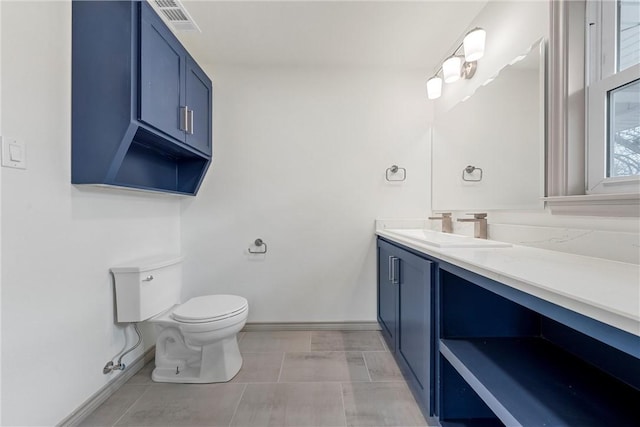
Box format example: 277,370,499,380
172,295,248,324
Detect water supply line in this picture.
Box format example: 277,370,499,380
103,323,142,374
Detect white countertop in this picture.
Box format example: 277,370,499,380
377,228,640,337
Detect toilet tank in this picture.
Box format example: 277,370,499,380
110,255,184,323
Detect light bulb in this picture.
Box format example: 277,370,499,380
443,56,462,83
463,28,486,62
426,76,442,99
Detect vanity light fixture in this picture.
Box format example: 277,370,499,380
426,27,486,100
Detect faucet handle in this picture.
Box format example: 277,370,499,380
465,213,487,219
428,212,452,219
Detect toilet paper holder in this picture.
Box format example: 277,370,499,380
248,238,268,254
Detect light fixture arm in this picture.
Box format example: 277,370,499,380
461,61,477,79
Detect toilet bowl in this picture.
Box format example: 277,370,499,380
150,295,248,383
110,256,248,384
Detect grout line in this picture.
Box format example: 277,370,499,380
339,382,348,427
228,383,248,427
264,379,372,384
361,352,373,382
270,350,379,354
276,352,286,383
110,385,151,427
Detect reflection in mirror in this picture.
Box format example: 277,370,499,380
431,39,545,211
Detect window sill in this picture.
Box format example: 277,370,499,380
543,193,640,217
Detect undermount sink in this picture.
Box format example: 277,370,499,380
384,229,512,248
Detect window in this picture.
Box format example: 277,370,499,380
545,0,639,215
586,0,640,194
608,80,639,177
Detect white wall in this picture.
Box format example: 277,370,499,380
181,65,431,322
1,2,182,425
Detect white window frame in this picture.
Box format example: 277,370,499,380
545,0,640,216
586,0,640,194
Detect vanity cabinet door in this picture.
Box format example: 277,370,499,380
377,238,435,417
398,251,432,408
139,2,187,142
377,242,398,352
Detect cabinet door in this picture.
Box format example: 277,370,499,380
185,58,212,155
378,242,398,352
398,250,432,409
139,3,186,142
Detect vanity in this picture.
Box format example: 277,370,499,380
376,228,640,426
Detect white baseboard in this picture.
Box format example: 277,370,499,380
58,347,155,427
242,321,381,331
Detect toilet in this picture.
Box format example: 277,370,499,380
110,255,248,383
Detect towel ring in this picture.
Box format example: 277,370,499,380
462,165,483,182
386,165,407,182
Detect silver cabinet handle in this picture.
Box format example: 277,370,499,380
180,106,189,132
389,255,393,283
389,256,399,284
187,109,194,134
142,275,154,282
391,257,399,284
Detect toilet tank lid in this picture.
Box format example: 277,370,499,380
110,255,184,273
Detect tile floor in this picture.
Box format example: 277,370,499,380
80,330,430,427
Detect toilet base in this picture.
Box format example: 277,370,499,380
152,328,243,383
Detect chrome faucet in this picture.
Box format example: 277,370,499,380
428,212,453,233
457,213,488,239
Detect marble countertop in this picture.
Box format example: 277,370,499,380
377,228,640,337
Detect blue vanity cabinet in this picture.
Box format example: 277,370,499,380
72,1,212,195
377,238,435,418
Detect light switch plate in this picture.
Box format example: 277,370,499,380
1,136,27,169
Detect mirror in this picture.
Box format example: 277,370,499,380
431,39,545,211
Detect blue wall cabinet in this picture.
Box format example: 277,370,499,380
72,1,212,195
377,238,435,419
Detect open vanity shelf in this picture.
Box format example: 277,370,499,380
441,338,639,425
438,267,640,426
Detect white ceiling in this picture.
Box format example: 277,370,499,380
176,1,488,71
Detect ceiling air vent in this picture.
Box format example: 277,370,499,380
152,0,200,32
